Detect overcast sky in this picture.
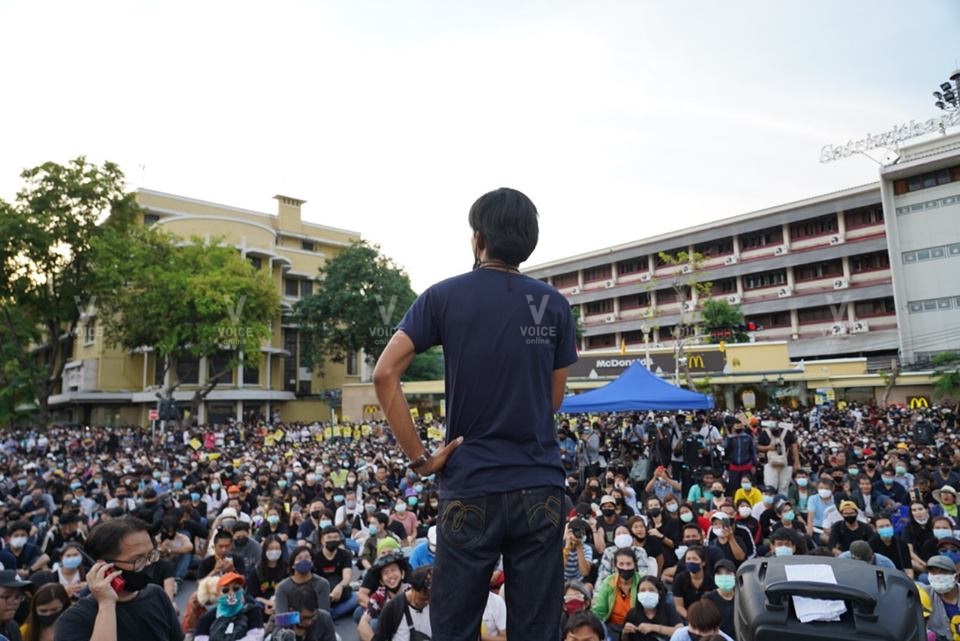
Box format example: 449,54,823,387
1,1,958,292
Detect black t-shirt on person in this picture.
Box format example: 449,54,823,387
313,548,352,587
671,571,715,608
703,590,735,638
54,584,183,641
622,602,683,641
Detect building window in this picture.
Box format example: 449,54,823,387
346,349,358,376
714,277,737,293
617,257,646,275
742,269,787,290
694,237,734,257
143,213,160,225
854,297,895,318
844,205,884,228
176,354,200,385
583,265,612,283
242,356,259,385
739,227,783,250
851,251,891,272
618,293,650,310
655,247,688,267
658,325,677,341
301,240,314,251
790,214,838,240
895,165,960,194
745,312,791,329
553,271,579,288
585,299,614,315
794,259,843,282
298,380,311,395
797,306,835,324
83,322,97,345
622,330,646,344
285,278,299,297
300,280,313,297
283,329,298,392
586,334,615,349
248,256,262,270
208,351,234,385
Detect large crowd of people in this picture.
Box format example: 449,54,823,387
0,400,958,641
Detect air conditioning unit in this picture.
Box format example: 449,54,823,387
773,245,789,256
791,333,800,340
604,280,616,289
681,264,693,274
683,301,695,312
831,323,848,336
726,294,742,305
570,287,581,295
604,314,617,323
777,286,793,298
829,235,844,246
833,278,849,290
298,366,312,381
639,273,652,282
850,320,870,333
724,255,739,265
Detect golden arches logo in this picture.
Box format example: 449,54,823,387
909,396,929,409
687,355,705,369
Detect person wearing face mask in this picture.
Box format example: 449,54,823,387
6,521,49,580
671,546,715,620
706,512,752,568
733,499,761,546
249,536,285,616
297,502,329,545
560,580,593,633
312,527,356,620
805,478,839,544
701,560,737,640
40,514,86,566
850,475,895,521
409,526,437,570
594,496,628,553
389,499,419,548
591,549,642,641
621,576,682,641
192,573,263,641
934,485,960,522
22,583,68,641
873,466,910,505
204,480,229,515
256,505,290,545
54,516,182,641
921,554,960,641
828,501,872,554
27,543,87,602
596,527,653,585
785,470,811,520
769,528,805,557
274,546,331,617
231,523,261,578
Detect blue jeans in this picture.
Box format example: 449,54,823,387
431,486,564,641
330,589,358,620
344,538,360,555
173,553,193,580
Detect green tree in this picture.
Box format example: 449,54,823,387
295,240,416,372
932,351,960,401
700,298,747,343
94,227,279,424
0,306,41,425
403,347,444,382
0,158,140,427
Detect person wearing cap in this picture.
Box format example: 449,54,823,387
702,559,737,639
40,513,85,567
54,516,182,641
595,496,628,553
921,554,960,641
357,552,410,641
839,540,896,570
370,565,433,641
934,485,960,521
409,526,437,570
193,572,263,641
0,570,31,641
706,511,752,567
828,500,872,554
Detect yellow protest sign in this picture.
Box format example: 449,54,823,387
410,407,420,419
342,415,351,422
424,412,433,423
208,453,221,461
324,426,333,439
315,433,324,443
273,429,285,441
189,439,202,451
265,437,276,447
361,424,372,437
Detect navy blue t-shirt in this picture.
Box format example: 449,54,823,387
397,268,578,499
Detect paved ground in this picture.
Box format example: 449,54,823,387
175,579,360,641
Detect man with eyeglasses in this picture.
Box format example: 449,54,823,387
54,516,183,641
0,570,31,641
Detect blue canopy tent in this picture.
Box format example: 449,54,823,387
559,361,715,413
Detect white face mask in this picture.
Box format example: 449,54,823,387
265,549,283,562
818,489,832,499
738,507,752,518
396,503,407,513
930,573,957,594
614,534,634,549
10,536,27,549
711,526,725,538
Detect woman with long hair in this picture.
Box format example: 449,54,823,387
249,535,286,616
22,583,68,641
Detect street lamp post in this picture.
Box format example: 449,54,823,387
640,322,653,369
933,70,960,113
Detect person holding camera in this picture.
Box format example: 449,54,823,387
563,519,594,583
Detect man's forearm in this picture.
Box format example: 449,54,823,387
91,601,117,641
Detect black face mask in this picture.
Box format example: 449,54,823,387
843,515,858,524
601,508,616,517
310,511,322,520
119,567,151,592
647,508,661,518
37,611,63,627
324,541,340,552
234,537,248,547
618,567,635,580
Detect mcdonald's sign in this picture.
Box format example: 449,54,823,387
908,396,930,409
363,404,380,415
687,355,705,369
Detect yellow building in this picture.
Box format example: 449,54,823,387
49,190,362,426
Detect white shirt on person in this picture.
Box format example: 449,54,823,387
481,591,507,637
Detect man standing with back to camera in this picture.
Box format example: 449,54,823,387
374,187,578,640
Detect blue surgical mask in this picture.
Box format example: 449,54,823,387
368,524,379,535
878,526,894,539
774,546,794,557
934,528,953,540
715,575,736,591
319,519,332,528
173,481,183,490
62,556,83,570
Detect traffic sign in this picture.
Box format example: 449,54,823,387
149,409,159,421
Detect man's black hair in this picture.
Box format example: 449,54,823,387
85,516,151,561
408,565,432,592
320,525,341,538
214,528,235,543
289,585,319,612
468,187,539,266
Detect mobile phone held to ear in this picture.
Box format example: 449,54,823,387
274,611,300,627
108,566,126,593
